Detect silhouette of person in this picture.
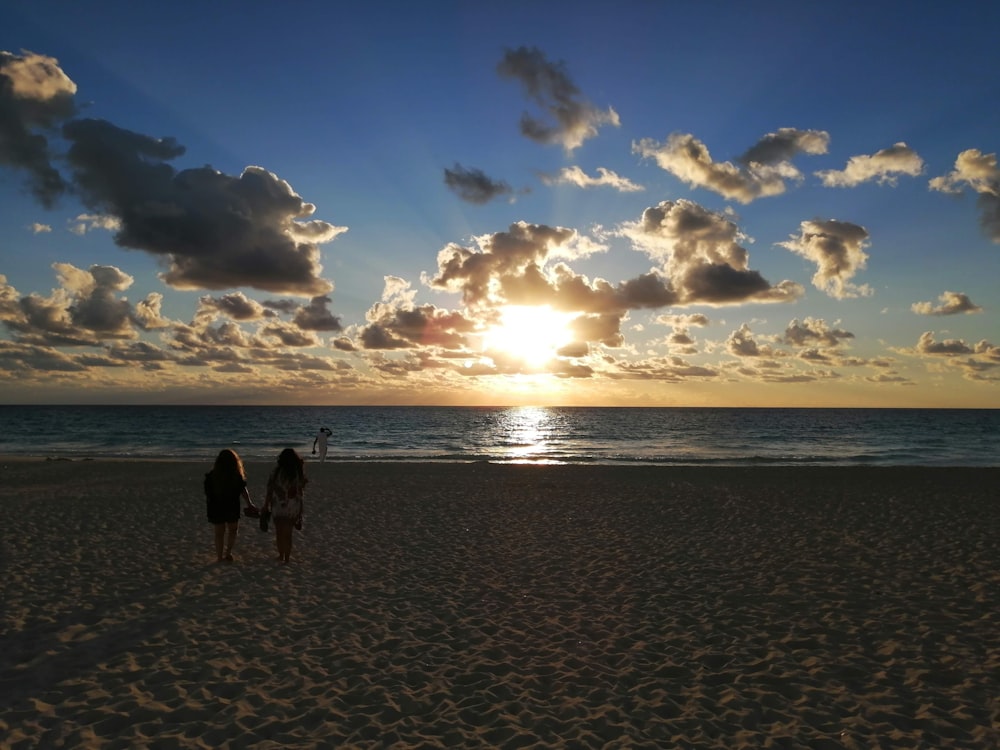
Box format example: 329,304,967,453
312,426,333,462
264,448,307,563
204,449,254,562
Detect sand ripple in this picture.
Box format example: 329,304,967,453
1,462,998,748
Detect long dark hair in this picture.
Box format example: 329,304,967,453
273,447,305,484
213,448,246,480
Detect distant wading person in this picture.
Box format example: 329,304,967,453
312,426,332,462
264,448,307,563
204,449,254,562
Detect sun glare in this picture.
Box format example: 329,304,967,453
481,305,574,367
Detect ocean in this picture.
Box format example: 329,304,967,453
0,405,997,466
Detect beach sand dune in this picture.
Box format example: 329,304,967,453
1,461,998,748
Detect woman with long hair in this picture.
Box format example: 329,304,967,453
264,448,307,563
204,448,253,562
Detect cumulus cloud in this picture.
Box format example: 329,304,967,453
621,199,803,305
497,46,619,152
929,148,1000,243
30,223,51,233
778,219,872,299
816,142,924,187
195,292,271,323
61,118,345,295
911,333,1000,380
726,323,777,358
292,295,343,332
911,291,982,316
443,163,516,204
782,318,855,347
633,128,829,204
914,331,974,355
0,263,160,345
541,166,642,192
360,303,478,351
0,50,76,206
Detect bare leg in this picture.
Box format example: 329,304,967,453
275,519,294,562
214,523,225,561
224,521,238,561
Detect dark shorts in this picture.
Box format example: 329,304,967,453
207,497,240,524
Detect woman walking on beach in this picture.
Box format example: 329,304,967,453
204,449,254,562
263,448,307,563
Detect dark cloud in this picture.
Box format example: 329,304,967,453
197,292,270,322
497,46,619,151
911,291,982,316
0,50,76,206
737,128,830,166
778,219,871,299
360,304,478,351
61,118,345,295
727,323,772,358
292,295,343,332
443,163,515,204
622,199,803,305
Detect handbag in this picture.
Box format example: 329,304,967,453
259,509,271,532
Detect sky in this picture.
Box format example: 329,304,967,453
2,1,999,407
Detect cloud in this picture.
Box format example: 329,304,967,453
0,50,76,206
497,46,619,152
30,223,51,233
738,128,830,166
541,166,642,192
929,148,1000,242
782,318,855,347
68,213,121,235
443,163,516,204
911,291,983,316
633,128,829,204
428,221,592,308
816,142,925,187
292,295,343,332
621,199,804,305
60,118,346,295
360,303,478,351
911,332,1000,380
726,323,777,358
195,292,271,323
0,263,156,345
914,331,974,355
778,219,872,299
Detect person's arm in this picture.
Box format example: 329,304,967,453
242,485,254,509
263,477,273,512
312,436,317,453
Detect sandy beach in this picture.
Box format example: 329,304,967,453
1,460,997,748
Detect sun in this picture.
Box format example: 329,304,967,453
481,305,574,367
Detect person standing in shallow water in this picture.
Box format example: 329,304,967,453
264,448,307,563
204,449,254,562
312,426,332,462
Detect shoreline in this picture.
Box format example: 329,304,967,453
2,461,997,747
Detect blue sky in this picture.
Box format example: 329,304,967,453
2,1,999,406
